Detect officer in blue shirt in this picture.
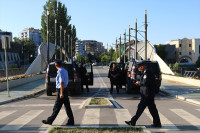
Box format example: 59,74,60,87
42,59,74,125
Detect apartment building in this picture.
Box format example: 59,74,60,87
167,38,200,64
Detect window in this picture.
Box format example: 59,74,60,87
179,52,182,55
179,44,182,47
189,52,191,55
189,44,191,47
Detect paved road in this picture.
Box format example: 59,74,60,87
0,66,199,133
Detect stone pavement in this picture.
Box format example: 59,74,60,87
0,79,45,105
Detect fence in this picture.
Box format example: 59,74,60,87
0,68,27,78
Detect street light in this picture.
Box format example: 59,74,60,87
55,19,57,59
60,25,62,60
47,10,49,65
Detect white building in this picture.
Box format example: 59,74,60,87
0,29,12,41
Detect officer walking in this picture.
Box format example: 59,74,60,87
125,62,161,127
108,63,120,94
42,59,74,125
80,63,89,92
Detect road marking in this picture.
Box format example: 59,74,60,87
52,109,67,125
0,110,44,131
114,109,132,127
0,110,17,120
171,109,200,130
0,104,80,107
81,109,100,127
144,109,179,131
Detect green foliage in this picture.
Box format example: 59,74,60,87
101,55,110,65
76,54,84,63
196,56,200,68
154,44,168,61
41,0,77,57
173,62,179,71
9,63,17,69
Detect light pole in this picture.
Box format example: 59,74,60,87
119,34,121,63
124,30,126,63
55,19,57,59
116,37,118,62
47,10,49,65
68,35,70,61
135,19,138,60
60,25,62,60
145,10,147,60
64,30,66,61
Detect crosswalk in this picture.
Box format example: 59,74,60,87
0,107,200,132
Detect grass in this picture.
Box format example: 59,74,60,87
48,127,145,133
89,97,109,105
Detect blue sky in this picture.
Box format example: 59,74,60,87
0,0,200,48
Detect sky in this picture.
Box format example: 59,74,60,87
0,0,200,48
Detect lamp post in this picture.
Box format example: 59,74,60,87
64,30,66,61
68,35,70,61
135,19,138,60
116,37,118,62
145,10,147,60
60,25,62,60
119,34,121,63
124,30,126,63
47,10,49,64
55,19,57,59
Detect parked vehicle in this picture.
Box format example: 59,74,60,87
108,62,126,88
125,60,162,93
45,62,93,96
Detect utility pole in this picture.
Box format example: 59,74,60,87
124,30,126,63
116,37,117,62
68,35,70,61
60,25,62,60
107,43,108,53
135,18,137,60
47,10,49,64
119,34,121,63
145,10,147,60
64,30,66,61
55,19,57,59
128,25,130,61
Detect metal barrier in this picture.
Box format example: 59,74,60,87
183,71,197,78
0,68,27,78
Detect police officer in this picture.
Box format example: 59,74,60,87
80,63,89,92
42,59,74,125
125,62,161,127
108,63,120,94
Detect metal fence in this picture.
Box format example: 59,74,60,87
0,68,27,78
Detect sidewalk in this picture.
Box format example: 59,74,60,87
0,79,45,105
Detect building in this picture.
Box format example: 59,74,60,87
75,40,104,57
19,27,43,46
0,29,12,41
167,38,200,64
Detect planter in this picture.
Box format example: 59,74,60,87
0,74,45,91
85,97,114,108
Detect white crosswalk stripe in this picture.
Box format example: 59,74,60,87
171,109,200,130
114,109,132,127
81,109,100,127
0,110,44,131
1,103,81,107
144,109,179,131
0,110,17,120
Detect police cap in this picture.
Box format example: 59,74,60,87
136,61,145,66
54,59,63,65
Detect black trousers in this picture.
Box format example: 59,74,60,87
131,95,161,125
47,89,74,124
81,78,89,92
110,79,119,93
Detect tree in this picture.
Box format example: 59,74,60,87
41,0,77,58
196,56,200,68
76,54,84,63
173,62,179,72
154,44,168,61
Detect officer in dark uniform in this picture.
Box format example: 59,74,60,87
125,62,161,127
108,63,120,94
80,63,89,92
42,59,74,125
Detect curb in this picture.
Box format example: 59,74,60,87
160,89,200,106
44,125,151,133
0,88,46,105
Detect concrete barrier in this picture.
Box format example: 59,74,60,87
0,74,45,91
162,74,200,87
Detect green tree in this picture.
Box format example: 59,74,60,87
41,0,77,58
196,56,200,68
76,54,84,63
154,44,167,61
101,55,110,65
173,62,179,71
85,56,90,63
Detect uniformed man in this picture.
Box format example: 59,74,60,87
125,62,161,127
80,63,89,92
42,59,74,125
108,63,120,94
